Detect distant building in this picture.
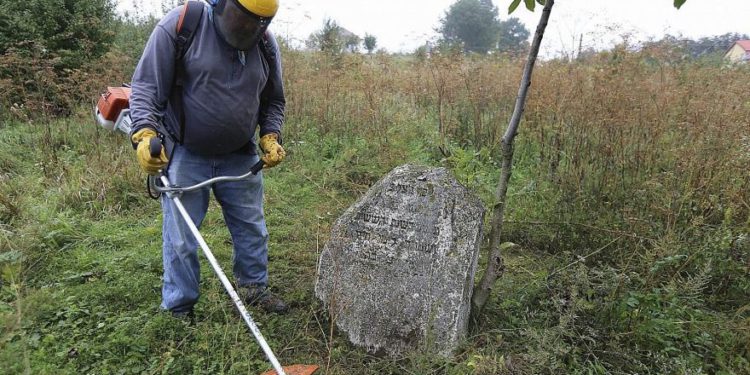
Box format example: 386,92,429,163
724,40,750,63
338,27,361,53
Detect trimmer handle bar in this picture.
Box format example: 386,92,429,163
150,160,264,195
146,136,264,195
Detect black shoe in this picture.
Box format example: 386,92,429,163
239,285,289,314
170,309,195,324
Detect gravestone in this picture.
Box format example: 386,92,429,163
315,164,485,356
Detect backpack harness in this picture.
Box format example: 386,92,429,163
171,0,277,145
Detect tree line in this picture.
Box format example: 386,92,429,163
304,0,531,56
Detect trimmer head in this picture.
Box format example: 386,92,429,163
260,364,320,375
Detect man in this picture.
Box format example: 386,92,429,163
128,0,288,318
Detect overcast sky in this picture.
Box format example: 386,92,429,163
119,0,750,56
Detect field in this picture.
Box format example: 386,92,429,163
1,39,749,374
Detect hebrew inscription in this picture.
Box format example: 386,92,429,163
315,164,485,356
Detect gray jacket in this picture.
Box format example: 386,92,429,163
129,4,285,155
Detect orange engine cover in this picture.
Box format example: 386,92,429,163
96,87,132,121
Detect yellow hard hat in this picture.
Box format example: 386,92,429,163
237,0,278,18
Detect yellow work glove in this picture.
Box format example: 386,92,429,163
259,133,285,169
131,128,168,175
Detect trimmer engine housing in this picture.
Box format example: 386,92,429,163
95,87,132,133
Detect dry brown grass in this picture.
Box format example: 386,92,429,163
281,49,749,230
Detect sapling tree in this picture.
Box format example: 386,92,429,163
471,0,689,318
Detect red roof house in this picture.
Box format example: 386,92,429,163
724,40,750,63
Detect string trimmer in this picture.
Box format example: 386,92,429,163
95,87,318,375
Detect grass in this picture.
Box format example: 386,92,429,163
0,113,440,374
1,47,749,374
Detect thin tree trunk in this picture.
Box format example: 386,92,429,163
471,0,555,320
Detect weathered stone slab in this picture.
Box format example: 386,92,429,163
315,164,485,356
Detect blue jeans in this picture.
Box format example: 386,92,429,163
160,146,268,313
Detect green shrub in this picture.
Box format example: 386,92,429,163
0,0,116,117
0,0,115,69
